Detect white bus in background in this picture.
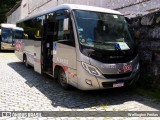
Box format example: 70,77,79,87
0,24,24,51
15,4,140,90
0,24,16,50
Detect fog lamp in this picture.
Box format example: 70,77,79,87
85,79,92,86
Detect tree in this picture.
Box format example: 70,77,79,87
0,0,20,23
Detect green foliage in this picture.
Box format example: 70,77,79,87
137,75,160,90
0,0,20,23
136,87,160,103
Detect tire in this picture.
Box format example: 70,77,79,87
58,68,70,90
24,55,30,68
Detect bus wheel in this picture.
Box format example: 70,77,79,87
24,55,30,68
58,68,70,90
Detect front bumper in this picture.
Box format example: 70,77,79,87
77,61,140,90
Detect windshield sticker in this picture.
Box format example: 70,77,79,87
117,42,130,50
86,38,94,47
79,35,83,40
86,38,93,44
78,26,83,32
113,15,118,19
81,39,86,43
53,42,57,54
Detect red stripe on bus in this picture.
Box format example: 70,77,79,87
63,66,68,71
36,59,41,64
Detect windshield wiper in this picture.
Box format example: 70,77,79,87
91,40,112,45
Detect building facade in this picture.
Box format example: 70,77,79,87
7,0,159,24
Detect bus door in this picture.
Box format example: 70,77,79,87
42,15,56,75
53,10,77,87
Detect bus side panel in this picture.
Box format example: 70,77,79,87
34,41,41,74
24,40,34,66
15,39,23,61
15,39,34,66
53,43,78,87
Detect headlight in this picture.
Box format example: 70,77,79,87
81,62,101,76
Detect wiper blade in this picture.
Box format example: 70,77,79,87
91,41,111,45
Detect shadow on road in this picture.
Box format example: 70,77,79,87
8,62,160,110
0,50,14,53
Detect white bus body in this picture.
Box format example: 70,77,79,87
15,4,140,90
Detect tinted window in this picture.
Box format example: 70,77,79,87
74,10,135,50
54,15,75,47
14,29,24,39
17,16,44,41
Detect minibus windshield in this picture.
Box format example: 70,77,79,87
74,10,135,51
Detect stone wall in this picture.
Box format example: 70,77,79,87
130,11,160,89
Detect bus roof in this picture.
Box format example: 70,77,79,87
14,27,24,31
17,4,122,23
1,23,16,29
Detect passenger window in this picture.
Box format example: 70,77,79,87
57,20,64,40
55,17,75,47
14,29,24,39
34,16,44,39
45,12,54,20
17,16,44,41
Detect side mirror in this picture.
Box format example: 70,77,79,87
64,10,70,16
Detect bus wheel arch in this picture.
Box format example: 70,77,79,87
55,66,70,90
54,65,61,79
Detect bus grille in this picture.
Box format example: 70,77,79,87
103,72,132,79
89,49,138,63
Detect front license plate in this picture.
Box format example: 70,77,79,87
113,82,124,88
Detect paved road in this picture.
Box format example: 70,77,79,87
0,52,159,120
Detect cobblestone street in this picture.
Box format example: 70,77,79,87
0,52,159,120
